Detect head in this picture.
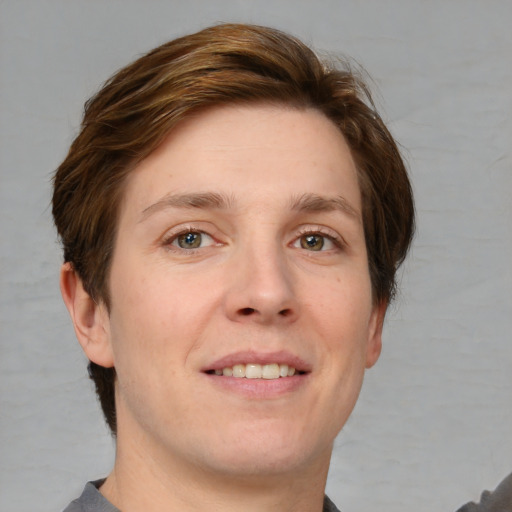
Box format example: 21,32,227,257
53,23,414,436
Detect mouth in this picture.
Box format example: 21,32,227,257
202,351,310,398
205,363,307,380
202,351,311,381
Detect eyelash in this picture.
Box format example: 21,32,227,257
293,226,345,251
161,225,345,254
161,226,217,253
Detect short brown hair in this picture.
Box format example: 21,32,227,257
53,23,414,434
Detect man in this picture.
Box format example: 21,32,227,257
53,23,414,511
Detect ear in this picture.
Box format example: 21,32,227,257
365,301,386,369
59,262,114,368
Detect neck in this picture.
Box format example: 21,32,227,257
101,423,331,512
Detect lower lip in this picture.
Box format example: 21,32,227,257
203,373,308,399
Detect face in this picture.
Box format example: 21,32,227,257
91,104,384,479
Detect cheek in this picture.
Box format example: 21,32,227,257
306,271,374,422
308,272,374,341
107,263,221,368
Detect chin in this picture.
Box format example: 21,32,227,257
201,448,318,479
191,420,333,478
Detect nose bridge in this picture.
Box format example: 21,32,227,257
224,226,298,323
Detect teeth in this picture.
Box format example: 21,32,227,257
213,363,298,379
245,364,262,379
233,364,246,378
262,363,280,379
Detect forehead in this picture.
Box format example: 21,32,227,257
119,103,361,217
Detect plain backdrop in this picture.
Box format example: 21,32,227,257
1,1,511,511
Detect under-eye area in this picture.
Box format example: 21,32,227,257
205,363,308,379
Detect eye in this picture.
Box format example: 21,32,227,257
294,231,338,252
168,230,215,250
300,234,325,251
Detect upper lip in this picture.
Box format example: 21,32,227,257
203,350,312,373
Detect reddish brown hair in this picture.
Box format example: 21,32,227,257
53,23,414,434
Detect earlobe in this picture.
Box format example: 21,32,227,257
365,301,386,369
59,262,115,368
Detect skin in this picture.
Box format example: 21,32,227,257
61,104,386,512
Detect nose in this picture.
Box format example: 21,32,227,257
223,241,299,325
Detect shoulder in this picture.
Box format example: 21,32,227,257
456,473,512,512
61,480,119,512
323,495,342,512
62,498,85,512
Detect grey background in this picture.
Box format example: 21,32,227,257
1,1,511,511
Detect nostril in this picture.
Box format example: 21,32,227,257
239,307,255,316
279,309,291,317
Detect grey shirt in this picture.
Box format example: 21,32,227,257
62,480,342,512
63,473,512,512
62,481,118,512
455,472,512,512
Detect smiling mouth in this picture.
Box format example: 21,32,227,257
205,363,306,380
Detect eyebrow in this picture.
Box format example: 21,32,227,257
289,193,360,221
139,191,360,223
139,192,234,222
